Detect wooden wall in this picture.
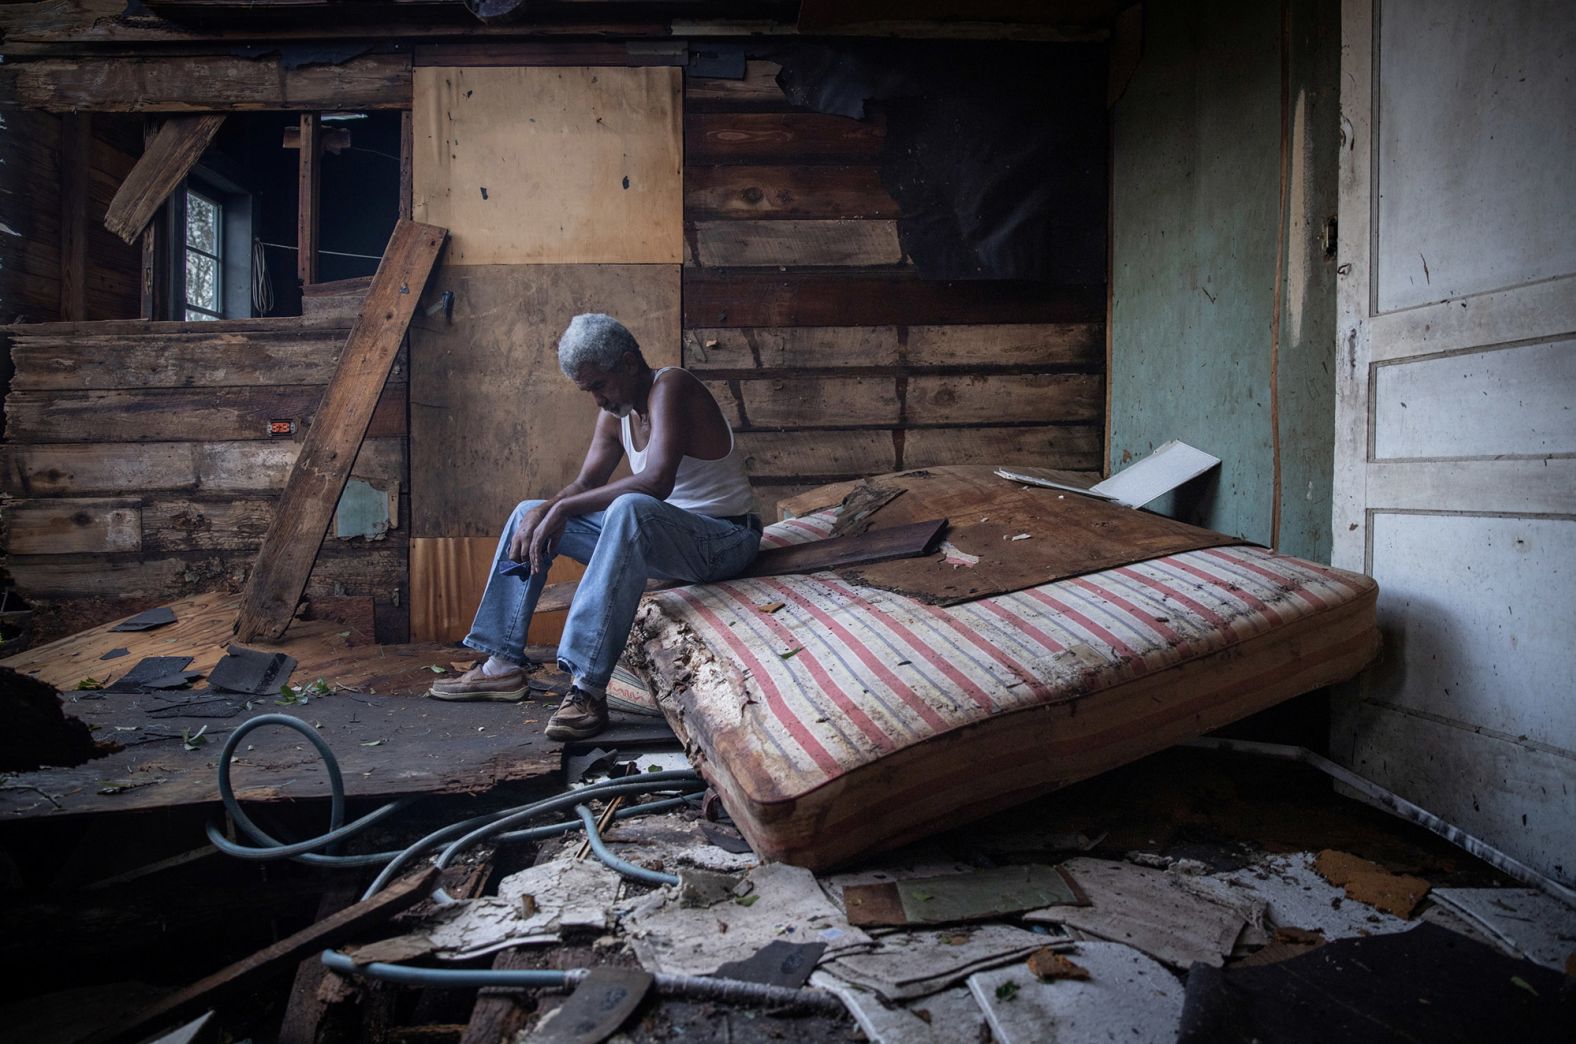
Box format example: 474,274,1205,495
0,110,142,324
1,317,410,638
682,62,1107,516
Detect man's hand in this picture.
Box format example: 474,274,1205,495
526,504,567,574
508,503,552,564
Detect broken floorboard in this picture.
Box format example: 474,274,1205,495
0,592,562,819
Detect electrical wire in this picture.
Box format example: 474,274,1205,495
250,235,274,315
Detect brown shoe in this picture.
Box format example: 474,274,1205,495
544,686,609,740
428,664,529,702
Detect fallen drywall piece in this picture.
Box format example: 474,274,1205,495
1177,851,1415,940
1023,858,1261,969
1311,848,1431,919
810,975,989,1044
968,941,1185,1044
818,924,1056,1001
1431,887,1576,972
621,862,873,977
841,863,1084,927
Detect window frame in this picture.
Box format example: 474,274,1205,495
183,185,225,321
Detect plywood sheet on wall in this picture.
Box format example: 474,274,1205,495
409,263,680,538
411,65,682,265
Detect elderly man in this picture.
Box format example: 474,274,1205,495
429,313,760,740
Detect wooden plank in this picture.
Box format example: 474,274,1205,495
0,437,404,497
296,113,320,285
905,323,1105,368
59,112,89,320
398,109,413,222
735,429,897,478
5,545,407,602
78,867,440,1044
905,373,1105,424
710,375,902,428
530,518,948,613
275,885,361,1044
3,315,354,337
141,497,277,551
4,382,406,442
692,219,903,267
409,263,680,538
904,425,1103,471
684,61,786,106
408,537,582,645
9,330,352,390
685,164,898,220
458,948,539,1044
413,65,682,265
102,115,224,244
414,40,637,67
3,54,413,112
4,498,141,554
302,276,372,322
235,219,445,643
685,112,885,164
684,326,900,370
683,271,1105,327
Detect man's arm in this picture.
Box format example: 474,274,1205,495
524,377,693,570
506,413,625,563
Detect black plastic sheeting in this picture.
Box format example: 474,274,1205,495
1179,923,1575,1044
771,41,1107,282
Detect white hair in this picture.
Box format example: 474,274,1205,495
557,313,642,379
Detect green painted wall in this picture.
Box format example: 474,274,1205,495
1109,0,1339,562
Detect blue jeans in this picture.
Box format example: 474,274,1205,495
463,493,761,693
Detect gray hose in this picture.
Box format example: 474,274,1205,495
575,803,680,886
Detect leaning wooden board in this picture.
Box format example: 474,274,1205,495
235,219,445,642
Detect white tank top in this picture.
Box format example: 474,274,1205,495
619,367,755,517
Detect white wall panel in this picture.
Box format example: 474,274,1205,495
1373,339,1576,459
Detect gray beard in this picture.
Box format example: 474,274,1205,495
603,403,633,419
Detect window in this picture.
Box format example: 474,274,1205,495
184,188,223,321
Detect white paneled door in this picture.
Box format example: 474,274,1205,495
1333,0,1575,885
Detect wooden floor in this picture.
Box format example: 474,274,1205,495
0,593,564,819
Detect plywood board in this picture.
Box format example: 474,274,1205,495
692,219,902,267
409,537,584,645
408,263,680,537
412,65,682,265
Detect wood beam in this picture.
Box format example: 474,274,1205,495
104,114,225,245
296,113,320,286
77,866,439,1044
1,53,412,112
234,218,445,643
59,112,90,320
398,110,413,222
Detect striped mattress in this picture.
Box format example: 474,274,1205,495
631,510,1381,869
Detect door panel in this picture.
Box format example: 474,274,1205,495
1334,0,1576,886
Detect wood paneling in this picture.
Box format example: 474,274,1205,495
684,326,901,371
684,271,1104,328
9,328,352,389
685,165,898,220
681,82,1107,503
412,65,682,265
5,498,141,555
5,383,407,442
409,263,680,538
692,219,903,267
903,425,1102,471
409,538,582,645
2,54,412,112
0,438,405,496
905,373,1104,424
686,113,886,164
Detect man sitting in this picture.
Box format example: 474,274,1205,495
429,313,761,741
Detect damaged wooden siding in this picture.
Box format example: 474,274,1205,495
0,318,410,638
682,63,1106,517
0,110,142,324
